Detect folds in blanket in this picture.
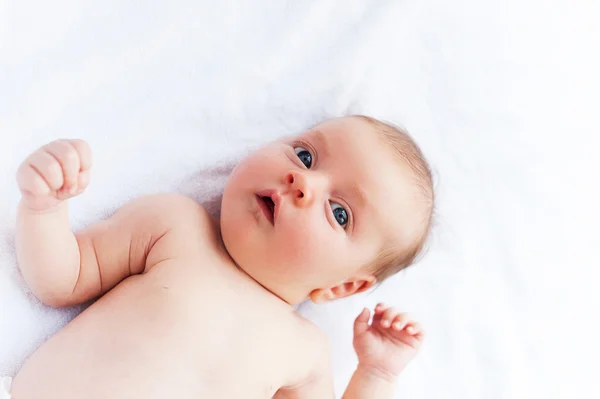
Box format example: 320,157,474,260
177,161,236,218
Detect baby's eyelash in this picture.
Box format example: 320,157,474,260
328,198,354,233
292,140,318,167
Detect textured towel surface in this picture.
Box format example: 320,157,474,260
1,1,599,398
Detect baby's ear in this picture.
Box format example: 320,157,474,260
309,275,376,303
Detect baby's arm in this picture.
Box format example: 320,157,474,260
16,139,94,306
274,331,335,399
16,139,197,307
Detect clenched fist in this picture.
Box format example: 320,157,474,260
17,139,92,212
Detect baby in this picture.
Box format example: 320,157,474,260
6,115,434,398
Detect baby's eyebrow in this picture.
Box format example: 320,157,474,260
347,183,367,211
311,130,331,158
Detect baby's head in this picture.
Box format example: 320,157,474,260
221,116,434,304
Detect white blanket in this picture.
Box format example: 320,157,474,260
1,1,599,397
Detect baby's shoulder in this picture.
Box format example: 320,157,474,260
121,193,227,273
131,193,213,226
124,193,219,247
274,313,332,388
288,313,331,356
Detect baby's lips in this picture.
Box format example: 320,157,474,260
256,189,282,223
271,191,282,222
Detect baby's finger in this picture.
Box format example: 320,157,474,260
44,141,80,193
406,322,424,338
27,151,64,191
17,164,51,196
380,307,398,328
372,303,386,323
374,303,387,315
76,170,91,192
69,139,92,171
353,308,371,336
372,308,384,327
391,313,411,331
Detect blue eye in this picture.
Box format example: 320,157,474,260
330,202,348,228
294,146,312,169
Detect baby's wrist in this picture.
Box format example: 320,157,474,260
356,363,399,384
18,197,64,215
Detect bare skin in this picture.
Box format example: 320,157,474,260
11,118,425,398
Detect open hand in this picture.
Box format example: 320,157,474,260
352,303,424,380
17,139,92,212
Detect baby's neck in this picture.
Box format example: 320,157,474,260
213,211,311,305
235,259,292,305
215,224,298,306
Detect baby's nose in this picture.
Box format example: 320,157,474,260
285,171,321,207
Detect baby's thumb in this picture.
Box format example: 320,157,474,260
353,308,370,336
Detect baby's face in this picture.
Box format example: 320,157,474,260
220,117,422,303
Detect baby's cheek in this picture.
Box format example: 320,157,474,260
275,224,342,272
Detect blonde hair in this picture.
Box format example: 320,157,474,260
354,115,434,282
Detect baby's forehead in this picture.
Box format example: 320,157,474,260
298,118,384,155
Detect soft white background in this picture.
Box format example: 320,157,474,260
1,1,599,398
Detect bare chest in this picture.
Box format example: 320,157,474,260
13,256,305,399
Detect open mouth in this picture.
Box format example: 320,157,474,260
256,194,276,225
